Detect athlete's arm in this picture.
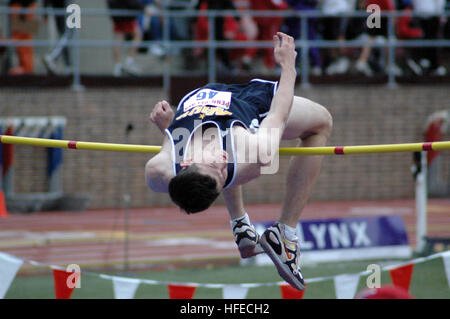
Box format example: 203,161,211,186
231,32,297,185
150,100,174,133
222,185,246,220
146,101,175,192
145,136,174,193
256,32,297,166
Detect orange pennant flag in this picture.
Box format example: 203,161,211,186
168,284,196,299
52,269,80,299
389,264,414,292
279,283,306,299
0,191,8,218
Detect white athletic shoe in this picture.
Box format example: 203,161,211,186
150,44,166,57
311,66,322,76
113,63,123,77
430,66,447,76
388,63,403,77
420,58,431,69
326,57,350,75
356,60,373,77
260,222,305,291
122,59,141,76
232,219,265,259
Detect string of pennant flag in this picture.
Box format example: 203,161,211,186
0,250,449,299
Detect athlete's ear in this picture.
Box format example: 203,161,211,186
180,159,193,168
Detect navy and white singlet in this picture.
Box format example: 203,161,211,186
165,79,278,189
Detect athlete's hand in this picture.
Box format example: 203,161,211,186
273,32,297,70
150,100,174,133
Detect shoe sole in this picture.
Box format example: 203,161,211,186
239,241,265,259
260,233,305,291
234,223,265,259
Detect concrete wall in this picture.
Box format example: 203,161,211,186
1,84,449,209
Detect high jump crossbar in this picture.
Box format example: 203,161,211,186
1,135,450,156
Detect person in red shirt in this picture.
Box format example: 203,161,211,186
395,0,423,75
193,0,238,71
396,8,422,39
248,0,289,69
222,11,258,70
225,0,259,70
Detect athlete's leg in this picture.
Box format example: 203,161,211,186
258,96,331,290
222,185,246,220
279,96,332,227
113,32,124,65
223,185,264,258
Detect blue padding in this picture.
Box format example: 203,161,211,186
47,126,63,177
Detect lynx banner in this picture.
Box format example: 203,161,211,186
246,216,411,266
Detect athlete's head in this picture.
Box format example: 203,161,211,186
168,149,228,214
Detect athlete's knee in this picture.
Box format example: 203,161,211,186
319,106,333,139
286,96,333,141
308,100,333,139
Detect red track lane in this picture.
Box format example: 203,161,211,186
0,199,449,272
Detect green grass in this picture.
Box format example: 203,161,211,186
5,258,450,299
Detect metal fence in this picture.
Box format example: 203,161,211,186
1,6,450,91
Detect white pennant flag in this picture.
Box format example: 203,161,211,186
112,277,141,299
0,253,23,299
223,285,249,299
443,251,450,288
334,274,360,299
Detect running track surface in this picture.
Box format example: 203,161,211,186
0,199,449,273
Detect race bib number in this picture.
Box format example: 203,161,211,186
183,89,232,112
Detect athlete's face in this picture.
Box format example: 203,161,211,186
181,149,228,191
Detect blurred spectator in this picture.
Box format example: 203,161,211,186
283,0,322,75
395,0,423,75
225,0,258,70
139,0,165,57
193,0,237,71
354,0,396,76
8,0,38,75
249,0,288,69
165,0,200,70
0,12,5,71
411,0,447,76
42,0,73,75
0,27,6,74
139,0,197,58
167,0,197,42
445,0,450,41
341,0,371,73
344,0,369,45
355,285,414,299
107,0,145,76
321,0,355,76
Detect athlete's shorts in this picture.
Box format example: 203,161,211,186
178,79,278,121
